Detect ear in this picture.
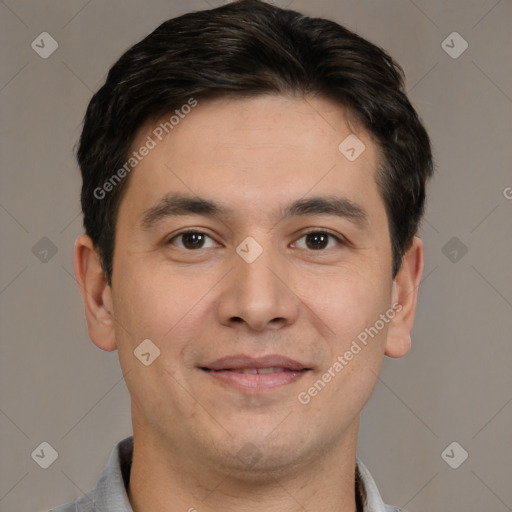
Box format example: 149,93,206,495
74,233,117,351
385,236,424,358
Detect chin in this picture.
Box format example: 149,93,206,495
205,431,317,482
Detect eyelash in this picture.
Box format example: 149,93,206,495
166,228,346,251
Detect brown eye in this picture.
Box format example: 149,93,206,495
293,231,343,251
167,231,217,250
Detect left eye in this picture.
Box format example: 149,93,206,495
293,231,343,251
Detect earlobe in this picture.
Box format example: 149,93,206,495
74,234,117,352
384,236,424,358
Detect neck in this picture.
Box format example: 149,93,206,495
127,420,361,512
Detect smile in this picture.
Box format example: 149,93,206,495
200,354,311,392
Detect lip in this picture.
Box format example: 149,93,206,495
200,354,311,392
203,354,309,371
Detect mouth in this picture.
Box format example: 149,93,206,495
200,354,311,392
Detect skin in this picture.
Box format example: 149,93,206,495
75,94,424,512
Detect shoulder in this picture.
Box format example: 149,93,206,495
50,494,93,511
50,489,99,511
49,436,134,512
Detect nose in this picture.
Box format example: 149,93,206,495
215,241,300,332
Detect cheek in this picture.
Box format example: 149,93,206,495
110,265,206,418
306,271,392,416
112,258,200,343
302,317,388,428
306,268,392,352
111,260,220,386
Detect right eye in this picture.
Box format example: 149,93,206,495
166,230,220,250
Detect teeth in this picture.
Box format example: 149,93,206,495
258,367,284,374
237,367,285,374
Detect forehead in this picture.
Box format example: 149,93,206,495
119,94,385,226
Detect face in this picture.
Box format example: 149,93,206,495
99,95,402,474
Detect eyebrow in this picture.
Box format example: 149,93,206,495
140,193,369,230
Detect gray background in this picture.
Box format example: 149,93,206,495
1,0,511,511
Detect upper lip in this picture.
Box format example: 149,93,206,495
202,354,309,371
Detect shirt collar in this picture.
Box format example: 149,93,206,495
355,456,398,512
73,436,396,512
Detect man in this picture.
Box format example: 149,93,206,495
54,0,433,510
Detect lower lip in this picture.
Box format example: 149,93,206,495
203,369,308,392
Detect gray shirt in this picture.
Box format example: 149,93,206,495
51,436,401,512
